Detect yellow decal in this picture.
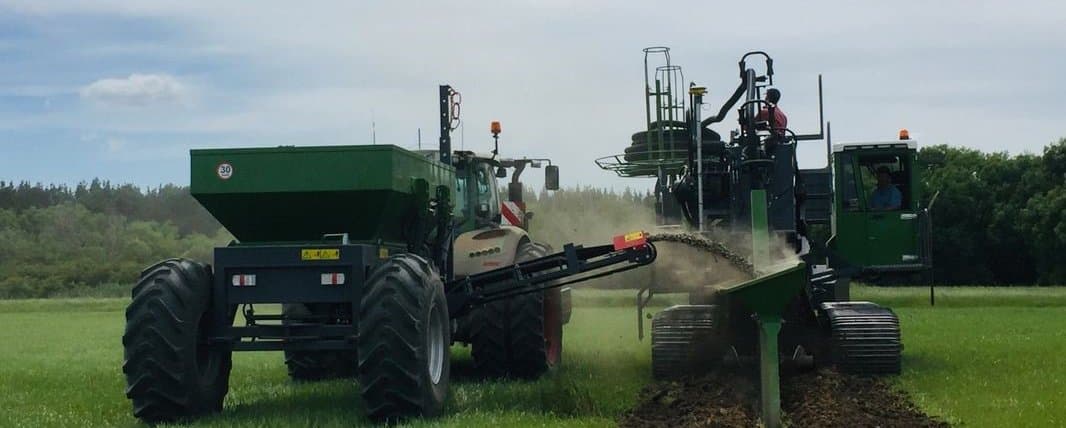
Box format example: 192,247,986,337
378,247,389,259
301,249,340,261
624,231,644,242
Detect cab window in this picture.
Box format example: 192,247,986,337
454,175,468,223
857,154,910,211
474,164,501,220
839,153,861,211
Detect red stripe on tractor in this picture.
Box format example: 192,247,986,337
501,203,523,226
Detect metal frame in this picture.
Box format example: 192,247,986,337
205,240,657,353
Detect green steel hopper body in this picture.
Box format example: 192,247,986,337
190,144,454,244
718,262,807,428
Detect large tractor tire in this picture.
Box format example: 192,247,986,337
471,241,562,379
532,242,565,366
122,259,232,423
357,254,450,422
282,303,354,381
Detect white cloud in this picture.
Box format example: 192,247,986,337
80,73,188,107
5,0,1066,187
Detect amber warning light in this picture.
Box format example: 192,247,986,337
490,121,502,136
899,128,910,140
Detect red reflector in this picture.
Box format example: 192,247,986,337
612,231,648,251
320,273,346,286
231,274,256,287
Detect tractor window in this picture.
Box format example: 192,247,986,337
838,153,861,212
454,175,468,221
857,154,910,211
474,164,501,220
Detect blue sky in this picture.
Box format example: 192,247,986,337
1,1,1064,190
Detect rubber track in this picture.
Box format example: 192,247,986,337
122,258,231,423
824,302,902,374
651,305,718,379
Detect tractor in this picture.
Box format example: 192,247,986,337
596,48,932,427
121,85,656,423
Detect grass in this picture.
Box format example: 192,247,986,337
852,285,1066,427
0,286,1064,427
0,299,654,428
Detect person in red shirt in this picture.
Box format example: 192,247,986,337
757,88,788,136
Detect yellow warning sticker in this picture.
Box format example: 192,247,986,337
301,249,340,260
378,247,389,259
624,231,644,242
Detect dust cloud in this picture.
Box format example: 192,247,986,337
528,198,804,292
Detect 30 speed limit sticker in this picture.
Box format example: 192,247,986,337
216,162,233,180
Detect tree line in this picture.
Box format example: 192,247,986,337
0,140,1063,298
918,139,1066,285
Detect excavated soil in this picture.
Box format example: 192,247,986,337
647,233,756,277
620,368,948,428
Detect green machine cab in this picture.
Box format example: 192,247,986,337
828,138,931,276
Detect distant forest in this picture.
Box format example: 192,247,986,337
0,140,1064,298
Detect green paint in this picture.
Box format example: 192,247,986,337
758,316,782,428
190,145,454,243
830,147,923,270
750,189,770,271
720,262,807,428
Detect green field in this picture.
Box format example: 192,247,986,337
1,286,1064,427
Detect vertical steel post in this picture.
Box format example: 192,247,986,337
439,85,452,165
691,86,706,232
750,188,780,427
758,315,783,428
751,189,770,270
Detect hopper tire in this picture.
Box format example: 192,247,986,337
282,303,354,381
122,259,232,424
471,241,559,379
357,254,450,422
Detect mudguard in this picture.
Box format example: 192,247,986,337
452,225,529,277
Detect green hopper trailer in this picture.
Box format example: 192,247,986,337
121,86,657,423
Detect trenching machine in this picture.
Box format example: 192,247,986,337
597,48,933,427
121,85,657,423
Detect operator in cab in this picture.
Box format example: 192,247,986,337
870,166,902,211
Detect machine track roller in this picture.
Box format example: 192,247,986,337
651,305,720,379
357,254,450,421
471,241,561,379
122,259,232,424
282,303,355,381
822,302,902,374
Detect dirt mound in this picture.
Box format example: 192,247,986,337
620,368,947,428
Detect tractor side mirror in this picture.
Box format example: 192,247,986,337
545,165,560,190
496,167,508,178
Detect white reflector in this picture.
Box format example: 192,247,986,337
320,273,346,285
231,274,256,287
